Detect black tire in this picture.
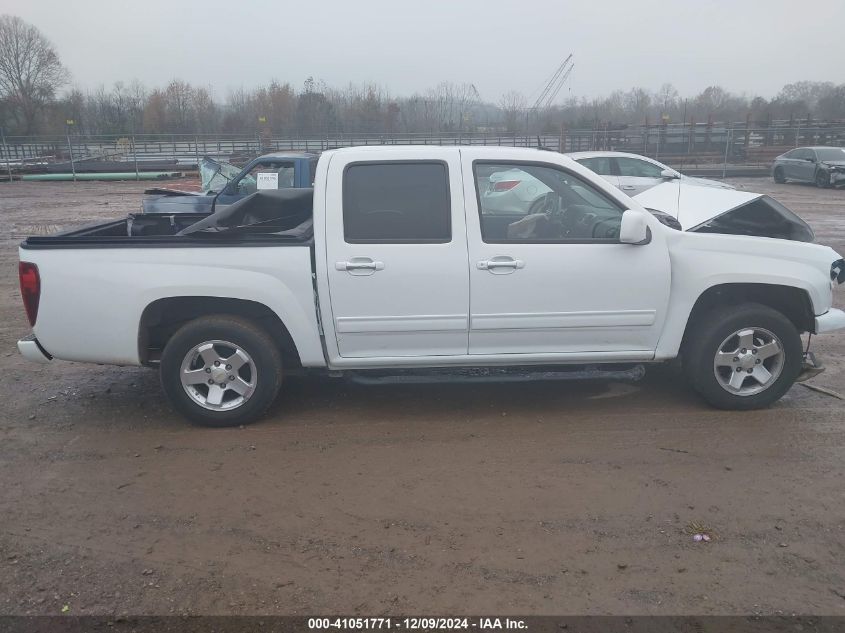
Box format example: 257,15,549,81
160,315,283,427
683,303,802,410
773,167,786,184
815,169,830,188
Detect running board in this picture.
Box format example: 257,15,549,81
344,364,646,385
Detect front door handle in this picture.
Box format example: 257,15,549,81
477,257,525,273
335,258,385,275
621,185,636,190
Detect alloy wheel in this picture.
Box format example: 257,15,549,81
179,340,257,411
713,327,785,396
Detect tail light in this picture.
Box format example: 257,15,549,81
19,262,40,326
492,180,520,192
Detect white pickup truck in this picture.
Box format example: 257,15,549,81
17,147,845,426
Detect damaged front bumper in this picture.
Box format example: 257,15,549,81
829,171,845,187
815,308,845,334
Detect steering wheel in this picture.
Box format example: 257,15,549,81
528,192,559,216
591,218,621,240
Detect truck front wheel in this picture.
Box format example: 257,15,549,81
160,316,283,427
683,303,802,410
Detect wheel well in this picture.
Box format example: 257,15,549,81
683,284,814,348
138,297,301,368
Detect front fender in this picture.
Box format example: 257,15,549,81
654,232,837,359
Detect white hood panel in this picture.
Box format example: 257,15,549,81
633,182,761,230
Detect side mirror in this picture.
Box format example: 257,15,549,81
806,157,816,162
619,210,652,245
660,168,680,179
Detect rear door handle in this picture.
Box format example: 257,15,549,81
335,258,385,275
477,257,524,273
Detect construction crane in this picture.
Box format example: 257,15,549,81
529,54,574,111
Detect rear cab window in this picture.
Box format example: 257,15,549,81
342,162,451,243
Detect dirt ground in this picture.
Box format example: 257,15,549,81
0,176,843,617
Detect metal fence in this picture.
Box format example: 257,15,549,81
2,125,844,179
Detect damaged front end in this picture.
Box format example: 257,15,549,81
832,258,845,285
688,195,814,242
199,156,242,192
633,182,814,243
141,156,242,214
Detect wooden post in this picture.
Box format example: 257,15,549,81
688,116,695,153
744,112,752,150
1,128,12,183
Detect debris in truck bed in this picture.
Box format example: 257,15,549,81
177,188,313,235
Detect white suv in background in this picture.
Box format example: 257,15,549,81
567,151,734,196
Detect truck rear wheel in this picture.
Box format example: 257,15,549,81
160,316,283,427
683,303,802,410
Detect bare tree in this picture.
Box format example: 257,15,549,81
658,83,679,112
142,89,167,133
164,79,194,133
453,82,479,132
499,90,526,133
0,15,67,134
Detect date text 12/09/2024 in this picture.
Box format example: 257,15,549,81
308,618,528,630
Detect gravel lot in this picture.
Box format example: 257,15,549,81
0,177,843,616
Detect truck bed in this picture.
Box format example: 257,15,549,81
22,213,313,249
22,189,316,249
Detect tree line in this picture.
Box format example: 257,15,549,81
2,14,844,138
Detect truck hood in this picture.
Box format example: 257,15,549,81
633,182,814,242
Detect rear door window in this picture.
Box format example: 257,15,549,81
343,162,451,243
615,157,664,178
576,156,613,176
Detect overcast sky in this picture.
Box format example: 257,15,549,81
2,0,844,102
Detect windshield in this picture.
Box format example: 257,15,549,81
815,147,845,161
199,156,242,192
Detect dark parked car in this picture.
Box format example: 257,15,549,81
772,146,845,188
141,152,319,213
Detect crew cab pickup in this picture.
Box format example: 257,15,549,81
17,147,845,426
